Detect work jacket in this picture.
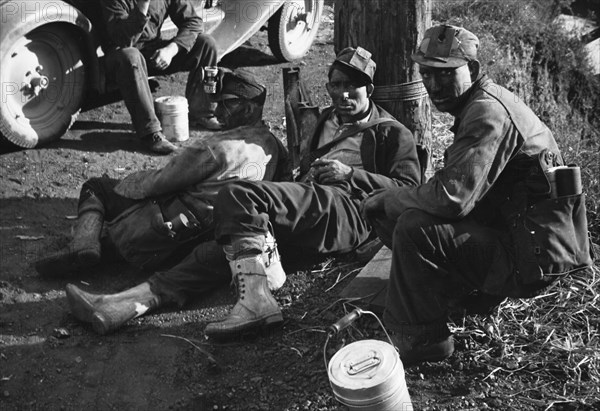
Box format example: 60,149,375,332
100,0,203,51
306,103,422,196
382,76,592,290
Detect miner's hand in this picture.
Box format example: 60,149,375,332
311,158,352,184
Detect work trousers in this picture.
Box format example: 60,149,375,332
214,180,372,256
104,34,218,138
372,209,520,331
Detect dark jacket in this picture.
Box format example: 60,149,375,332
307,103,422,195
382,75,560,221
382,76,591,287
100,0,202,51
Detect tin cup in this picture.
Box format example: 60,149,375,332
204,66,219,94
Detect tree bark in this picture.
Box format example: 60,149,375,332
335,0,433,179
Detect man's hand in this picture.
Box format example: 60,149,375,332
311,158,352,184
137,0,150,15
150,43,179,71
360,190,387,221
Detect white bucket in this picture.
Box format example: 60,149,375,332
328,339,412,411
154,96,189,142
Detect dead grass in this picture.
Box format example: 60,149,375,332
451,265,600,408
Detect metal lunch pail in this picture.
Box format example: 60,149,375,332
154,96,189,142
325,309,413,410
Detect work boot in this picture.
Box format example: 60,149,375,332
204,256,283,339
141,131,177,154
390,323,455,367
35,211,103,277
223,231,286,291
65,282,160,335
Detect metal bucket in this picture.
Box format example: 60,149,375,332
328,339,412,410
154,96,189,142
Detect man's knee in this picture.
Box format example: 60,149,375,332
195,33,217,50
393,209,437,250
107,47,146,71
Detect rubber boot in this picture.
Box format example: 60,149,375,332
35,210,103,277
223,232,286,292
65,282,160,335
390,323,455,367
204,256,283,339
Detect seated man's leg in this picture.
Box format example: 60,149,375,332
35,177,138,277
182,34,222,130
205,180,371,338
384,209,512,366
105,48,176,154
65,235,288,335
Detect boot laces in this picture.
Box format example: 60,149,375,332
232,272,247,300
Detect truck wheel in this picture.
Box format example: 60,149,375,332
268,0,324,61
0,24,86,148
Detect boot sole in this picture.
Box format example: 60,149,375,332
205,313,284,340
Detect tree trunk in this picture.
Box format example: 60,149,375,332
335,0,433,179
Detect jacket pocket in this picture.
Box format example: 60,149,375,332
508,193,592,285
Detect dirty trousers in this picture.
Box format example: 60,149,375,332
104,34,218,138
214,180,372,255
80,177,229,304
372,209,520,330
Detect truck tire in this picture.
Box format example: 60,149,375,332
268,0,324,62
0,24,86,148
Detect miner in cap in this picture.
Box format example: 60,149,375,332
362,25,591,366
199,47,421,339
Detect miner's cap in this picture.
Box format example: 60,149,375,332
329,46,376,84
412,25,479,68
217,68,266,104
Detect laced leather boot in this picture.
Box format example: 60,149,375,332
65,282,160,335
205,255,283,339
35,211,103,277
223,232,286,291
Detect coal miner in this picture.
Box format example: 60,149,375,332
362,25,593,366
35,71,294,334
100,0,223,154
202,46,422,339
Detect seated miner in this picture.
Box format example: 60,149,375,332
34,71,293,334
361,25,593,366
203,46,422,339
100,0,223,155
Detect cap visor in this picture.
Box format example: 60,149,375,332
331,61,373,84
412,53,468,68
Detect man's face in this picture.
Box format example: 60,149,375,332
419,64,473,113
326,68,371,121
215,98,259,129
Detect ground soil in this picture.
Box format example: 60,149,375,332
1,14,598,411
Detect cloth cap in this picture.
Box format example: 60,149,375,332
217,69,266,104
329,46,376,84
412,25,479,68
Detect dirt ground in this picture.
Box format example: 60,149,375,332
1,13,598,411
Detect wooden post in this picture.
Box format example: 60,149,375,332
282,67,319,180
334,0,433,179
